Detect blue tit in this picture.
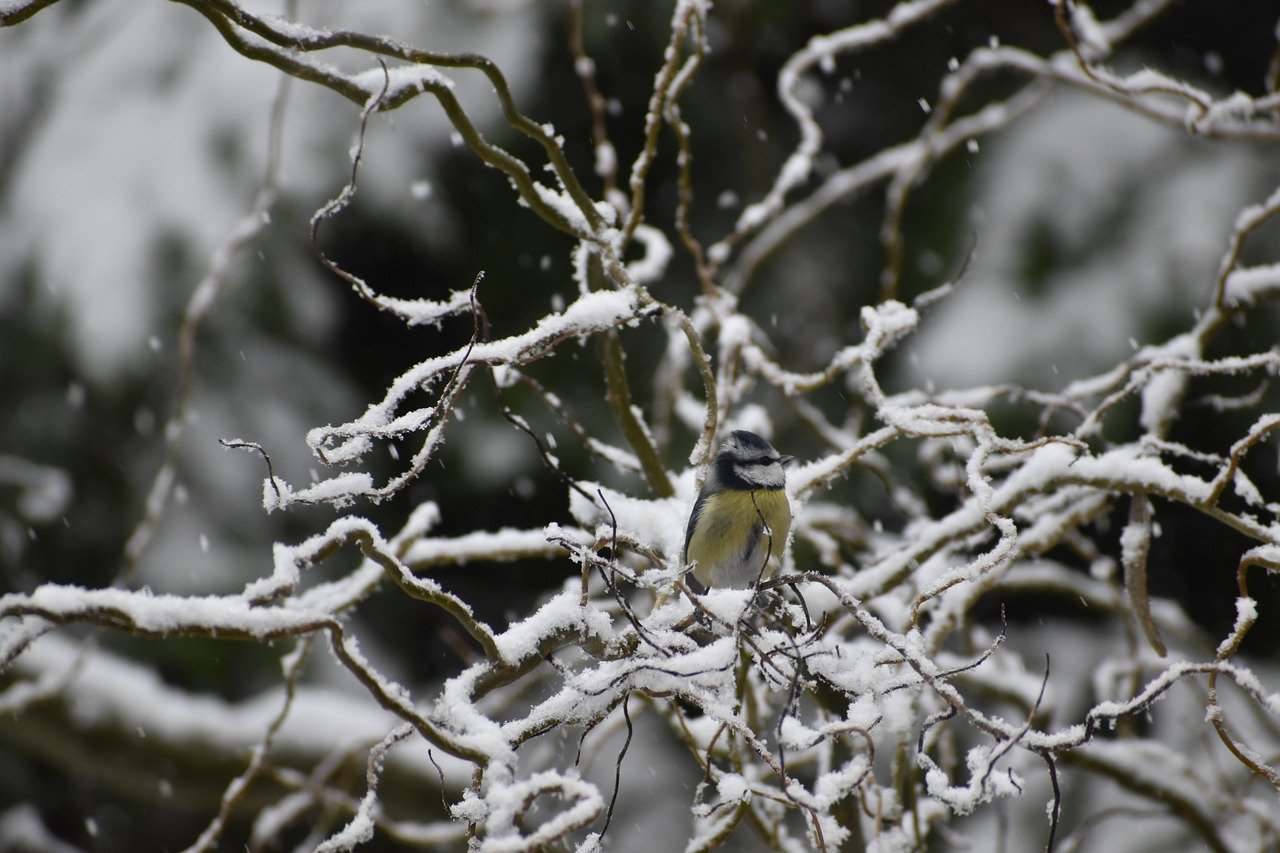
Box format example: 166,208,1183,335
683,430,793,590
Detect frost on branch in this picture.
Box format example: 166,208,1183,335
3,0,1280,851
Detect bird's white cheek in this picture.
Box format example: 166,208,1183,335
731,465,780,488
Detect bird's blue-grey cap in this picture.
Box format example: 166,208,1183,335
728,430,775,452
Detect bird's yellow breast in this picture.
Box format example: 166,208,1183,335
685,488,791,589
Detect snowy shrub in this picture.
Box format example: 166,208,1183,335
2,0,1280,850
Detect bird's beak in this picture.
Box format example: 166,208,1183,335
780,455,794,467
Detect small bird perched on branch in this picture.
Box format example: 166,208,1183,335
684,430,793,591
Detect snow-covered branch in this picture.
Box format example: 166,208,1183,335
3,0,1280,850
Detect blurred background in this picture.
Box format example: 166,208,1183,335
2,0,1279,849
